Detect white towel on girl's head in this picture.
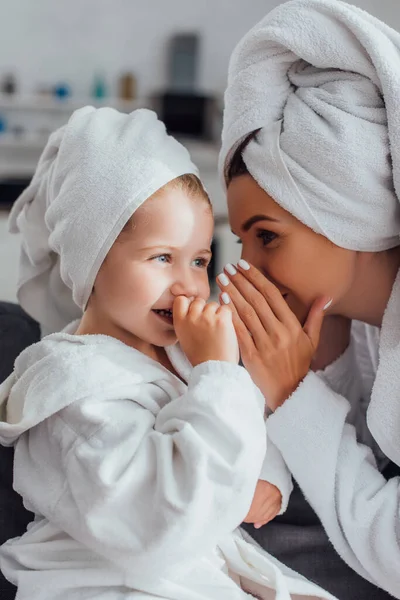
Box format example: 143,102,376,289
9,107,198,335
219,0,400,466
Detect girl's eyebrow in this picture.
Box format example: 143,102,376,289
139,245,212,255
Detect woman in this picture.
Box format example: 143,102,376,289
217,0,400,598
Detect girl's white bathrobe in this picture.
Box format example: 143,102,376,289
0,328,337,600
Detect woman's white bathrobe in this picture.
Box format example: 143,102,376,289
268,311,400,597
0,329,337,600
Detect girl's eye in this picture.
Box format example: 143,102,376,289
256,230,277,247
153,254,171,263
192,257,209,268
236,238,242,245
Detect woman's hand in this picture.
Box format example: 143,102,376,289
244,480,282,529
216,261,330,410
173,297,239,366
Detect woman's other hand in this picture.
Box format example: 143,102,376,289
244,480,282,529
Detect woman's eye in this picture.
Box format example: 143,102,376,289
153,254,171,263
192,257,209,268
256,230,277,247
236,237,242,245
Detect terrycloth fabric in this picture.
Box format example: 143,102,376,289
8,107,198,336
219,0,400,253
246,320,396,600
368,269,400,466
0,331,337,600
266,325,400,597
219,0,400,467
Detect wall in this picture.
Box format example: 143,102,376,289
0,0,280,99
353,0,399,25
1,0,398,99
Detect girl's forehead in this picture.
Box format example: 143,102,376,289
120,192,214,249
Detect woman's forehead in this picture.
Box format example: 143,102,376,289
227,175,289,224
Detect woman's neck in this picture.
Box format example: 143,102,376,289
336,246,400,327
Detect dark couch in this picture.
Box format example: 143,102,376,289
0,302,40,599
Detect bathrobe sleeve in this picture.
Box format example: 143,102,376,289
29,361,266,583
266,342,400,596
257,322,380,517
258,436,293,515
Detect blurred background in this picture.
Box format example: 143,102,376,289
0,0,399,300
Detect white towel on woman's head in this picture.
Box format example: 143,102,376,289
219,0,400,252
219,0,400,465
9,107,198,335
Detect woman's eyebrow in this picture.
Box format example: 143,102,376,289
241,214,280,232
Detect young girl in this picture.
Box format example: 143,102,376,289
0,107,335,600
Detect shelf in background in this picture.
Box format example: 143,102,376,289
0,134,48,149
0,95,144,113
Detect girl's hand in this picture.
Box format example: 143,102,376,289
244,480,282,529
216,261,330,410
173,297,239,366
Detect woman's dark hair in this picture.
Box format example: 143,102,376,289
226,131,258,184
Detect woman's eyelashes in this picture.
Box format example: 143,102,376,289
256,229,278,246
235,230,278,247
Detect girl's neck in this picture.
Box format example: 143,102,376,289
75,309,181,378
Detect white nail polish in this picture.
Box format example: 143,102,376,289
218,273,230,286
323,299,333,311
238,259,250,270
221,292,230,305
225,263,237,276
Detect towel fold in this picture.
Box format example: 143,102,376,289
219,0,400,465
9,107,198,335
219,0,400,252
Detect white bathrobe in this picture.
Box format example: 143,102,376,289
0,328,337,600
267,307,400,598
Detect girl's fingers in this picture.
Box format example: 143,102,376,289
173,296,190,321
218,292,256,358
188,297,206,318
203,301,220,316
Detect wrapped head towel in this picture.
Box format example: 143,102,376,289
9,107,198,336
219,0,400,464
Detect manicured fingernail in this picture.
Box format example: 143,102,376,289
225,263,237,276
323,299,333,311
238,259,250,270
221,292,230,305
254,523,262,530
217,273,229,286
